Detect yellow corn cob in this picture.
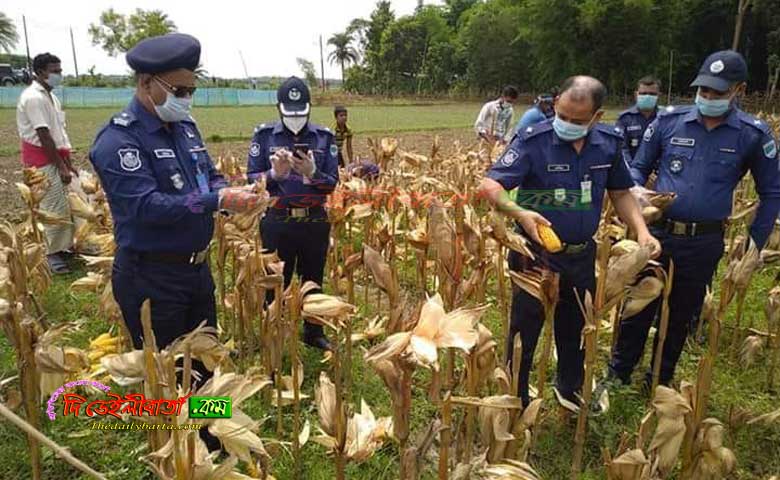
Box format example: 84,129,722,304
537,223,563,253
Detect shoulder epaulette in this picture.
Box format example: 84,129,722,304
737,110,772,135
111,110,136,127
520,121,553,140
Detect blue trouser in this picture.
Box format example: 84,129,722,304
112,247,217,391
112,248,217,351
260,210,331,335
609,231,724,385
506,243,596,406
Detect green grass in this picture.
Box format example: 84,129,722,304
1,245,779,479
0,103,624,157
0,104,487,157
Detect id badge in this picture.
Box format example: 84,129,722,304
196,171,210,194
580,180,592,204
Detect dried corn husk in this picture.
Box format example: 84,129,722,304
622,276,664,318
101,350,146,385
746,408,780,425
690,419,736,480
68,192,99,221
302,293,356,328
740,335,765,367
351,316,387,343
609,449,650,480
343,399,392,462
641,205,662,224
315,371,339,437
481,459,541,480
408,293,486,368
611,239,640,257
363,245,397,299
209,409,268,463
487,212,533,258
649,385,691,474
605,244,652,303
732,241,761,292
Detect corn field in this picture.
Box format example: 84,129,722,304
1,116,780,479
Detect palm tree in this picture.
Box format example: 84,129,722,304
0,13,19,53
327,32,359,81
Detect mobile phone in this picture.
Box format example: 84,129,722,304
293,143,310,156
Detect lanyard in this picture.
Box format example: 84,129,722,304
191,150,210,194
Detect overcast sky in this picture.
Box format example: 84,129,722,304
3,0,442,78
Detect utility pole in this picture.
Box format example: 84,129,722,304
22,15,31,71
238,50,250,79
319,34,326,91
70,27,79,79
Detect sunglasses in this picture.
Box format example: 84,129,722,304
154,76,197,98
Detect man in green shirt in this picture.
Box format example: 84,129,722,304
333,105,353,167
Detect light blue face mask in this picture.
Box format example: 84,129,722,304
636,94,658,110
695,91,731,117
153,90,193,122
552,114,591,141
45,73,63,88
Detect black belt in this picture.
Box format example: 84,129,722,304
530,240,590,256
138,249,209,265
267,206,325,218
559,242,590,254
653,219,725,237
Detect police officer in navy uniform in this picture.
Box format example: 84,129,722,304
247,77,339,350
607,50,780,390
616,76,662,164
90,34,265,362
479,76,660,408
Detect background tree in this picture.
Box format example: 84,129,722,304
0,12,18,53
327,32,359,81
296,58,318,87
88,8,176,56
340,0,777,100
457,0,530,94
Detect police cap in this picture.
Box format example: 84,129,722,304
277,76,311,116
690,50,748,92
126,33,201,74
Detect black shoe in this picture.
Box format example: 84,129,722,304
302,333,333,351
47,253,71,274
591,375,623,416
302,323,332,351
199,428,222,452
553,387,584,414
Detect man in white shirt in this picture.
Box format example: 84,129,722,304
16,52,76,274
474,85,519,146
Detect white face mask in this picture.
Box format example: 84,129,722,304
283,116,308,134
152,91,193,123
45,73,63,88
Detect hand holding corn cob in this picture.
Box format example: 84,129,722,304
514,210,551,246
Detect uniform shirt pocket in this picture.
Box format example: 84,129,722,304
662,146,693,176
706,148,741,184
152,158,187,193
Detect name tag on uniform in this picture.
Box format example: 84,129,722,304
626,125,642,131
580,180,592,204
189,146,207,153
269,146,285,153
670,137,695,147
547,164,570,173
719,147,736,154
154,149,176,159
589,163,611,170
